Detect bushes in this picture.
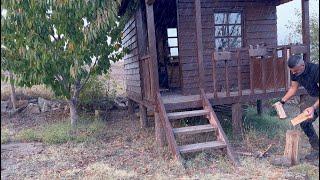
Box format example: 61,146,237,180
79,75,105,105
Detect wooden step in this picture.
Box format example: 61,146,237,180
179,141,227,154
173,125,215,135
167,110,209,120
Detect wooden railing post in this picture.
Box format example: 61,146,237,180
272,49,277,92
225,59,230,97
212,53,218,98
284,47,289,90
301,0,310,62
261,57,266,94
237,50,242,96
249,56,254,95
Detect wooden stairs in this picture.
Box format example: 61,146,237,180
156,89,240,166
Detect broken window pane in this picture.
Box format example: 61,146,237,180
229,13,241,24
229,37,242,48
214,12,242,49
229,25,241,36
214,13,227,24
215,38,228,49
215,26,228,37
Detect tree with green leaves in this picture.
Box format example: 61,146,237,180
286,3,319,63
1,0,124,127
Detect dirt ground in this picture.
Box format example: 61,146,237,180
1,105,319,179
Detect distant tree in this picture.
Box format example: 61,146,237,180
1,0,124,127
286,3,319,63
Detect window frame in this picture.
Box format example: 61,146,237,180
166,28,179,57
213,10,244,49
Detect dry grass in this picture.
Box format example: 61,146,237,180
1,83,55,101
1,83,319,179
1,109,319,179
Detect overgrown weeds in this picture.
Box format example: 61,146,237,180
1,127,10,144
15,117,105,144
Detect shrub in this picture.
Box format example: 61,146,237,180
79,75,105,105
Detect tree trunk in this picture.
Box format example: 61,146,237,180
9,72,17,110
69,97,79,127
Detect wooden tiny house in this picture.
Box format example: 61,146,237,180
119,0,310,164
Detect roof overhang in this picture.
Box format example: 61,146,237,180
276,0,293,6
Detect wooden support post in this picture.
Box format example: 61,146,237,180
139,104,148,128
145,2,159,101
155,112,165,147
261,59,266,94
195,0,205,90
212,53,218,98
283,47,289,90
284,130,301,165
128,99,135,121
250,57,254,95
232,103,243,138
301,0,310,62
237,50,242,96
272,49,277,92
225,60,230,97
257,100,263,115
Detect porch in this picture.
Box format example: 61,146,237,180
140,44,309,110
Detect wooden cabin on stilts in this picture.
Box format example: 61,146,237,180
118,0,311,166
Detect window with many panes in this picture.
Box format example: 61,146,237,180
167,28,179,57
214,12,242,49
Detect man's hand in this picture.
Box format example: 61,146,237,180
304,106,315,119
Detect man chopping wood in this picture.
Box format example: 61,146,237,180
277,54,319,160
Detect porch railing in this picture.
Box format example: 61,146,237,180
211,44,307,98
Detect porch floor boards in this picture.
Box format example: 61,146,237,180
162,88,287,104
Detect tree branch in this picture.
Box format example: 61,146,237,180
77,57,98,93
54,74,69,93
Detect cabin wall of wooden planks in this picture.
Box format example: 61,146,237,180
177,0,278,95
122,15,142,101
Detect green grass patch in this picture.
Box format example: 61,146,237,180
16,128,40,142
243,106,292,138
1,127,10,144
14,117,106,144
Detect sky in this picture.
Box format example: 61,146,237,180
277,0,319,45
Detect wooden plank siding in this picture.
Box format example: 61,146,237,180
177,0,278,95
122,15,142,101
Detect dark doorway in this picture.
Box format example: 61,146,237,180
154,0,181,92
